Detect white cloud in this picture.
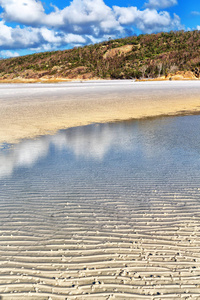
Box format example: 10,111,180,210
0,21,86,50
40,27,62,44
0,0,183,52
197,26,200,30
145,0,178,9
191,11,200,16
0,21,12,45
0,0,45,25
0,0,65,28
0,21,40,49
0,0,123,37
113,7,182,33
0,50,19,58
47,0,124,38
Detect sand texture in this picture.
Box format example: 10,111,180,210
0,80,200,144
0,117,200,299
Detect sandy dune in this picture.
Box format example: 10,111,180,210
0,80,200,145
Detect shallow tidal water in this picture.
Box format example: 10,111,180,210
0,115,200,299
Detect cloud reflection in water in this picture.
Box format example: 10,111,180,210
1,115,199,180
0,122,136,179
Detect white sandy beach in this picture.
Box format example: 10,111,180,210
0,80,200,144
0,81,200,299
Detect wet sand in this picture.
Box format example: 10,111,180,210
0,80,200,144
1,117,200,299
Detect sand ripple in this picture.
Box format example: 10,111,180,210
0,174,200,299
1,117,200,299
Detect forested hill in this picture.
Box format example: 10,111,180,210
0,30,200,81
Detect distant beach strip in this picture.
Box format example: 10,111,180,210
0,80,200,145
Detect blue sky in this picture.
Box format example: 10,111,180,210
0,0,199,58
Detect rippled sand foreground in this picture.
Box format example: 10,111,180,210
1,175,200,300
0,80,200,144
1,117,200,299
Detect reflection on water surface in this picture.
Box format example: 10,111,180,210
0,116,200,299
1,115,200,179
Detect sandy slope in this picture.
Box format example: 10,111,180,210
0,80,200,145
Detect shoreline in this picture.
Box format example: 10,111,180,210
0,80,200,145
1,81,200,299
1,116,200,298
0,76,199,84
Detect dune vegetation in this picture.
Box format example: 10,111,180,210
0,30,200,81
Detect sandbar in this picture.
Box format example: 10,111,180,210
0,80,200,144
